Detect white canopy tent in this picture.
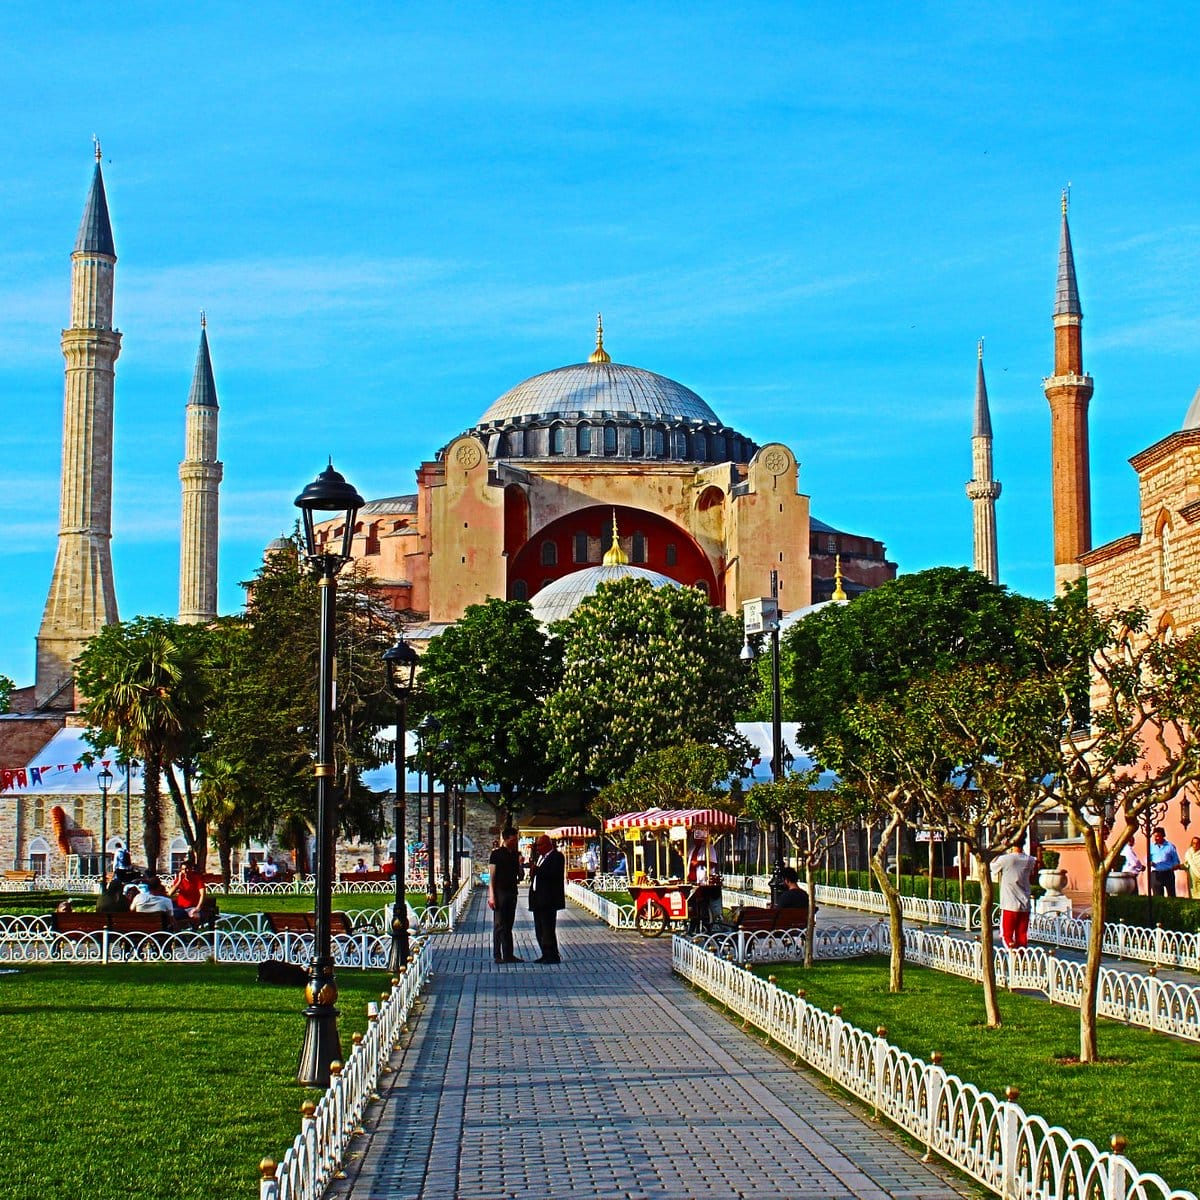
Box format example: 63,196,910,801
1,727,141,795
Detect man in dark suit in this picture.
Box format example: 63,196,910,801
488,828,524,963
528,833,565,964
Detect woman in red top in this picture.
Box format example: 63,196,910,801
169,860,207,920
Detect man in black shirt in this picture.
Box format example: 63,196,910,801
488,828,524,963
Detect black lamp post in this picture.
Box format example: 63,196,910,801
294,460,364,1088
417,715,441,908
438,739,452,906
382,638,418,972
124,758,135,854
97,766,114,885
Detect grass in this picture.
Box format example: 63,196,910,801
214,891,428,915
760,957,1200,1193
0,961,391,1200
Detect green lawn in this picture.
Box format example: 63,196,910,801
215,891,428,915
0,962,390,1200
760,958,1199,1193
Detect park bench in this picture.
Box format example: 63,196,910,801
4,870,37,884
264,911,355,935
735,904,810,933
50,910,172,958
339,870,391,883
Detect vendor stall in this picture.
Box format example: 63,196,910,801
603,807,736,936
547,825,600,880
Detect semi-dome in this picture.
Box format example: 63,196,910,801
529,562,682,627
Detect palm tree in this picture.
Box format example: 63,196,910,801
75,618,210,873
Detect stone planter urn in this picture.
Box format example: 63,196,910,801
1038,868,1069,896
1106,871,1138,896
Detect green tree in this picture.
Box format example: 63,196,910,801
784,567,1039,991
546,579,753,795
416,598,562,828
0,674,13,714
744,774,860,965
75,617,211,872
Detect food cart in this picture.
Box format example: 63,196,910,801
603,807,736,936
547,825,600,881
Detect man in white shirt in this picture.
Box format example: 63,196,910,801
990,843,1037,949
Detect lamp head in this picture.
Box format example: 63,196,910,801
382,638,419,698
97,766,114,793
294,460,365,562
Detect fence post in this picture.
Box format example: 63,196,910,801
923,1052,945,1161
1000,1085,1020,1200
1154,923,1164,969
873,1026,888,1120
1107,1135,1129,1200
101,925,109,967
1148,967,1160,1033
258,1157,278,1200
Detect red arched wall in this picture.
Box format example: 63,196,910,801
508,504,719,604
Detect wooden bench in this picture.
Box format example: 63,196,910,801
4,870,37,884
264,911,355,935
52,911,173,937
339,870,392,883
735,904,810,932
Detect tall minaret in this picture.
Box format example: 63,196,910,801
35,143,122,708
966,339,1001,584
1043,190,1093,591
178,315,223,624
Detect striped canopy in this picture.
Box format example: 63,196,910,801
547,826,599,840
603,808,736,833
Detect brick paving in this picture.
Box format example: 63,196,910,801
332,894,976,1200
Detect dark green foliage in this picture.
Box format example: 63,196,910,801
819,868,983,905
1106,894,1200,933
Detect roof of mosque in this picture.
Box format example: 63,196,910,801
529,562,682,627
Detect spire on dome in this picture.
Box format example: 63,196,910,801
1054,188,1081,317
974,338,992,439
75,142,115,258
832,554,847,602
188,319,218,409
602,510,629,565
588,313,612,364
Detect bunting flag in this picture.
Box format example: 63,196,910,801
0,769,29,792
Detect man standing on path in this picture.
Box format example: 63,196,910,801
1149,826,1182,897
528,833,565,964
488,828,524,963
990,842,1036,949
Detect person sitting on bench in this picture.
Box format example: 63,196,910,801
776,868,807,909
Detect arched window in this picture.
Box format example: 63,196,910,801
712,434,726,460
574,531,589,563
511,580,528,601
692,431,709,460
1157,511,1174,593
631,532,647,564
665,544,677,566
577,423,592,454
630,426,644,455
550,424,565,455
652,426,666,458
540,541,558,566
694,579,710,597
603,424,618,455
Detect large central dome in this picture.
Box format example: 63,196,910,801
478,360,721,426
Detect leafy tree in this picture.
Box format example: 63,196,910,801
0,674,13,714
416,598,562,829
785,567,1038,991
546,579,753,795
744,774,860,965
75,617,210,872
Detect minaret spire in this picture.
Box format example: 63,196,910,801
179,316,223,624
966,339,1001,584
36,148,122,707
588,313,612,364
1043,189,1093,591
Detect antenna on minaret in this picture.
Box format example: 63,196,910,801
1062,182,1072,214
978,337,984,360
200,310,206,329
93,134,102,163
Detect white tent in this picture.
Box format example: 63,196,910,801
0,728,141,796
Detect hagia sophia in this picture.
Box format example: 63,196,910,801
1,150,1198,880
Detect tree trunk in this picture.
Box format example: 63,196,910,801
162,764,200,867
977,862,1002,1028
1080,833,1108,1064
142,757,163,873
217,821,233,888
803,855,817,968
871,813,905,992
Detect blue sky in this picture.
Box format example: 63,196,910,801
2,3,1198,685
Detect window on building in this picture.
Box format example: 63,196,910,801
33,799,46,829
694,579,710,596
630,427,644,455
29,853,47,876
73,798,85,828
603,424,618,455
541,541,558,566
550,424,565,455
1157,513,1174,593
511,580,528,601
665,544,677,566
574,531,589,563
631,532,647,563
653,426,666,458
577,423,592,454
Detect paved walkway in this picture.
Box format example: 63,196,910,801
332,895,976,1200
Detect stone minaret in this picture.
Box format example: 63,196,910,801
35,144,122,708
178,316,222,624
966,339,1001,584
1043,190,1093,591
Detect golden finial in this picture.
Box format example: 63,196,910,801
588,313,612,364
977,337,984,361
1062,184,1071,215
603,509,629,565
832,554,847,602
92,135,102,163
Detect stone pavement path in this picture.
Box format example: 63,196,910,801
331,894,976,1200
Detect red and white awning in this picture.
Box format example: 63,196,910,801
547,825,599,840
603,808,736,833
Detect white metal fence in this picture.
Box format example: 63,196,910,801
259,941,435,1200
673,936,1194,1200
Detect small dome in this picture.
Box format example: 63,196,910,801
1184,385,1200,431
477,361,721,427
529,563,681,627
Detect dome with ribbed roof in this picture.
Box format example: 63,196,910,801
530,563,682,627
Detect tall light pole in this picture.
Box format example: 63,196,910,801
382,638,418,972
97,766,114,885
294,461,364,1088
742,569,785,904
417,715,441,909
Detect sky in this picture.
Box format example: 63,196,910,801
2,3,1199,686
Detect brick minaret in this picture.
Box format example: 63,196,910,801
178,315,222,624
1043,190,1093,591
35,144,122,707
966,339,1001,584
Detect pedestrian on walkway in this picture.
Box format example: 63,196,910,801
1183,837,1200,899
990,842,1036,949
1149,827,1182,897
528,833,565,964
488,828,524,963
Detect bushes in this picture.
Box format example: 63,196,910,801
818,868,981,906
1106,893,1200,933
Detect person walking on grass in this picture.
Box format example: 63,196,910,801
528,834,565,964
990,842,1037,949
488,828,524,963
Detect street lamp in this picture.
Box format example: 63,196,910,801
438,739,453,906
742,569,786,905
416,715,441,909
382,637,418,972
97,766,114,885
294,460,365,1088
